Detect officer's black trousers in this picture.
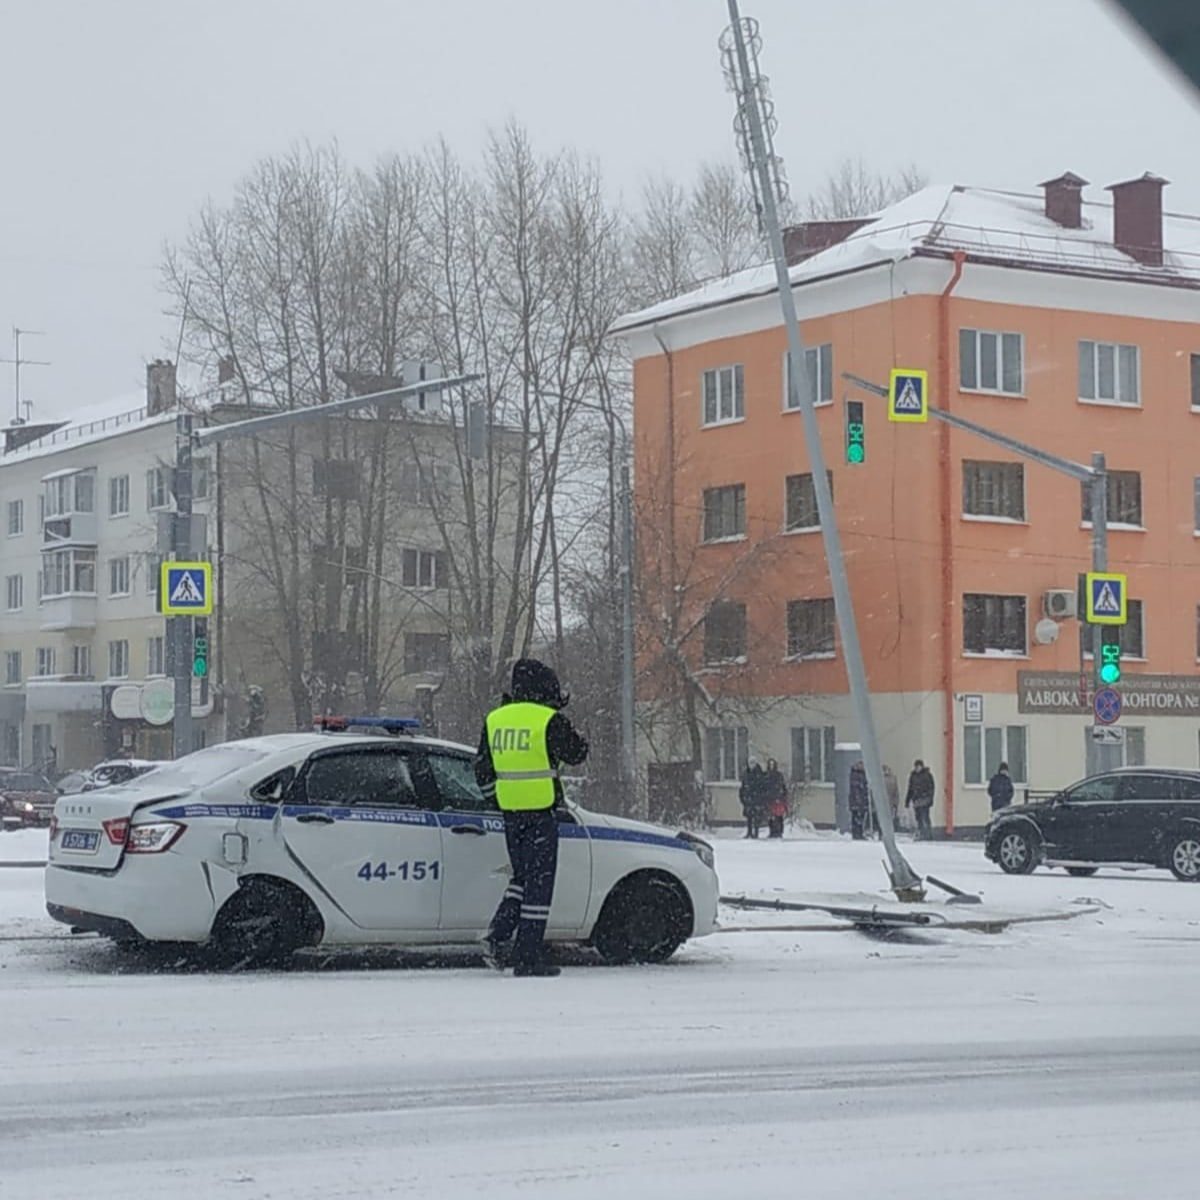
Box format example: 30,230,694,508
488,809,559,968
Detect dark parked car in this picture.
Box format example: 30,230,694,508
985,768,1200,882
0,768,58,830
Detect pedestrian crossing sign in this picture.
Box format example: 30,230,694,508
161,561,213,616
888,369,928,423
1085,571,1127,625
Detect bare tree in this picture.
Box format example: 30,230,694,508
802,157,927,220
689,161,762,278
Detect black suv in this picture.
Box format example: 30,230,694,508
985,768,1200,882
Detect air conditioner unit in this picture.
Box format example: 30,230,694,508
1043,589,1077,620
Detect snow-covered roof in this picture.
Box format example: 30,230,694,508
611,182,1200,334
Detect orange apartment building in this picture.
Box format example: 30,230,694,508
613,171,1200,834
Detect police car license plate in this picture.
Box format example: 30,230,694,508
60,829,100,853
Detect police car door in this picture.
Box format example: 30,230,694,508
280,744,442,931
423,749,592,935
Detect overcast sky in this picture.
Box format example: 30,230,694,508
1,0,1197,423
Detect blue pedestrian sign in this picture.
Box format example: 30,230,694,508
161,561,213,616
888,368,928,423
1093,686,1122,725
1085,571,1127,625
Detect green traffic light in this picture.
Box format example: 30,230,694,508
193,658,209,678
846,442,864,464
1099,662,1120,685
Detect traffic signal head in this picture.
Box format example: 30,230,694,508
192,618,209,679
845,399,865,465
1100,624,1122,685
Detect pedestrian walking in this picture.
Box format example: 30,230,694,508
905,759,936,841
740,760,766,839
988,762,1015,813
763,757,789,839
475,658,589,977
848,759,869,840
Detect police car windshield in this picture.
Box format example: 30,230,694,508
120,744,269,792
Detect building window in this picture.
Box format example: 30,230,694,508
1192,354,1200,410
108,556,131,597
703,725,749,782
193,457,211,501
1122,727,1146,768
784,344,833,409
4,574,22,612
3,651,20,686
963,593,1027,656
108,474,130,517
964,725,1028,785
146,466,170,511
1081,470,1142,527
1079,339,1139,405
963,460,1025,520
398,463,452,505
786,598,835,658
403,632,450,675
6,499,23,537
145,555,163,595
35,647,56,677
312,457,357,500
1121,599,1145,658
790,725,836,784
785,471,831,532
702,364,745,426
401,548,446,589
108,639,130,679
959,329,1024,395
702,484,746,542
44,471,95,517
146,636,165,677
42,549,97,598
71,644,92,678
703,601,747,664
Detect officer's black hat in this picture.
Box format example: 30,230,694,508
510,658,568,708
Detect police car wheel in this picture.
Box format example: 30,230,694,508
592,873,691,965
211,878,321,967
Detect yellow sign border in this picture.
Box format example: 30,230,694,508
1084,571,1127,625
161,560,214,616
888,368,928,423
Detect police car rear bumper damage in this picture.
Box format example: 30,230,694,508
44,859,222,943
46,903,143,942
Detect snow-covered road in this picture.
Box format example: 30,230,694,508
2,830,1197,1199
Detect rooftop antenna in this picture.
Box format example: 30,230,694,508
0,327,50,425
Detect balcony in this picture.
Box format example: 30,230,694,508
39,594,98,632
42,511,98,548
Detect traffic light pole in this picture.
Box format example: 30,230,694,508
172,412,194,759
723,4,922,899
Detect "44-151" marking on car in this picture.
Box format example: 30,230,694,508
357,860,440,882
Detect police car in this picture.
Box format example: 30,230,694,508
45,718,719,966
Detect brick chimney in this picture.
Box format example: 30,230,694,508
146,360,177,416
783,218,873,264
1106,173,1169,266
1039,172,1088,229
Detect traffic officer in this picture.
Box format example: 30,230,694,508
475,658,589,977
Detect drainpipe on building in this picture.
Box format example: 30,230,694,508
938,251,966,836
651,326,677,579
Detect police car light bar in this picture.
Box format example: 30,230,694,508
313,715,422,734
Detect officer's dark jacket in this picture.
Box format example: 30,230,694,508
474,660,589,808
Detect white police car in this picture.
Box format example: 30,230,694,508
45,719,718,966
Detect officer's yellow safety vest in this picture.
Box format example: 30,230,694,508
485,702,558,811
